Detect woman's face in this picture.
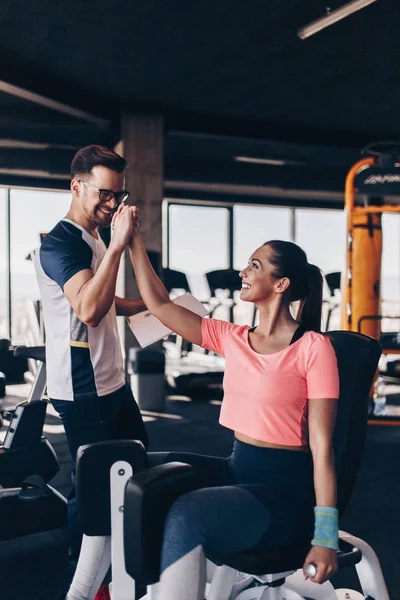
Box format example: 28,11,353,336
239,245,289,304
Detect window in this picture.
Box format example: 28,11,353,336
233,205,292,324
295,209,346,330
295,209,346,276
0,189,8,339
10,189,70,344
381,214,400,330
168,204,229,301
233,205,292,271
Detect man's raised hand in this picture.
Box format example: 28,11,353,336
110,205,134,251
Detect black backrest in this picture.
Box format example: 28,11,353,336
76,440,148,536
327,331,381,514
162,268,190,294
325,272,341,297
205,268,241,297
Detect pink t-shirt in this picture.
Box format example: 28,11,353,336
201,318,339,447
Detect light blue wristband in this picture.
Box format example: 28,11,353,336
311,506,339,551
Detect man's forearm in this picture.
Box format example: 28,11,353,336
115,296,146,317
79,244,123,326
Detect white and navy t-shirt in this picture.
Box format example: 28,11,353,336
35,219,125,401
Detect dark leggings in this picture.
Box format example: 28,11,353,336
148,439,315,572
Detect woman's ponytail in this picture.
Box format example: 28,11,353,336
265,241,324,332
296,264,323,332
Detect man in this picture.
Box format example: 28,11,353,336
35,145,149,579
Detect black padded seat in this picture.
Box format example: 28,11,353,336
380,331,400,350
207,538,362,576
124,462,200,584
162,268,190,294
76,440,147,536
207,543,311,576
205,268,242,297
14,346,46,363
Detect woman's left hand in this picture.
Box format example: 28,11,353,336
303,545,338,584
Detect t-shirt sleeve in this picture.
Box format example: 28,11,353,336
201,318,238,356
306,335,340,399
40,231,93,290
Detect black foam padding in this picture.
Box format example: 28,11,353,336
13,346,46,363
76,440,147,536
207,538,362,575
207,543,311,575
0,371,5,398
337,539,362,569
0,488,67,540
0,438,59,487
4,400,47,449
328,331,381,514
124,462,200,584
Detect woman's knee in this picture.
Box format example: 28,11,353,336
165,490,205,535
161,491,207,571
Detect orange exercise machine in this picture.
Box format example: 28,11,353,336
341,143,400,420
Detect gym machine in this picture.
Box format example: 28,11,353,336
341,143,400,419
0,345,67,539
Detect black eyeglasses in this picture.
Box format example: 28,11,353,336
78,180,130,205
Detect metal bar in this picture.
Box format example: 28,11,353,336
110,461,135,600
228,207,235,322
0,80,110,127
354,205,400,214
228,206,234,269
290,207,296,242
27,362,47,402
6,188,11,339
163,201,170,268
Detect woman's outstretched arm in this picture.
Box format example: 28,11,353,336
127,226,203,347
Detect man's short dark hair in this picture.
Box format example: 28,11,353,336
71,145,127,179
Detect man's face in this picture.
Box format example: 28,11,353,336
72,165,126,227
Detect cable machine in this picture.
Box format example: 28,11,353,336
341,143,400,419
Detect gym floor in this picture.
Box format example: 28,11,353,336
1,384,400,600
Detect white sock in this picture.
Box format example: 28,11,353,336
66,535,111,600
153,545,206,600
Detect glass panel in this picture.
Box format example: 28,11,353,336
0,189,8,339
233,205,292,271
233,205,292,324
168,204,230,319
295,209,346,331
10,189,71,345
381,213,400,331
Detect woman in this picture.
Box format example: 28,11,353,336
67,206,339,600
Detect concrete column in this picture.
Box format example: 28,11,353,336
116,114,164,366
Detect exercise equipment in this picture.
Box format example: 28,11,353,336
341,143,400,419
0,371,5,399
0,345,67,539
0,338,28,385
341,142,400,343
324,271,341,331
160,267,226,399
73,331,388,599
205,268,241,322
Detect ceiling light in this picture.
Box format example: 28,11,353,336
298,0,378,40
234,156,287,166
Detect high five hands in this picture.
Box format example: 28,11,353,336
111,204,140,250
